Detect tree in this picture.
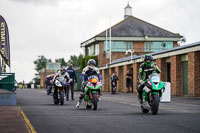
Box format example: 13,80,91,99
33,55,49,73
80,56,98,70
55,58,68,67
67,54,83,67
33,75,40,85
33,55,50,85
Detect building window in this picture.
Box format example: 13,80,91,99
87,45,95,56
145,42,173,52
125,42,132,50
95,44,99,55
104,41,133,52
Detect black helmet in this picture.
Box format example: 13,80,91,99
144,54,153,67
87,59,96,66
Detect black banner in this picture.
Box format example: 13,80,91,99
0,15,10,72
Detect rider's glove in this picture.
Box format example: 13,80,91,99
82,81,86,85
139,80,144,85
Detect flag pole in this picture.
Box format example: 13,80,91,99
109,16,112,64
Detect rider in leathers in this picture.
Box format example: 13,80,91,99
53,67,71,97
76,59,102,108
137,54,161,103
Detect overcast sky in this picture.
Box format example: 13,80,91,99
0,0,200,83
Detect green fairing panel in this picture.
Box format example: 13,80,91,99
91,91,97,94
95,84,102,90
85,95,89,100
151,81,165,90
152,92,158,94
142,91,149,101
84,87,89,93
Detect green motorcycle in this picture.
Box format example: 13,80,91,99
140,73,165,115
84,75,102,110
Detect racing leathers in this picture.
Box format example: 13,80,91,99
137,62,161,102
78,66,102,103
53,70,70,97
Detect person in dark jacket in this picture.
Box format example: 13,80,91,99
66,64,77,100
126,70,133,93
45,74,54,95
111,72,118,94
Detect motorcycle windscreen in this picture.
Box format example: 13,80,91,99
160,82,171,103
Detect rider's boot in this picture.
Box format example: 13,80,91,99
76,100,81,108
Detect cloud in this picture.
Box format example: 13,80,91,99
9,0,82,6
1,0,200,83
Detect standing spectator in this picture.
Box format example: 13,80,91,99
66,64,77,100
111,72,118,94
126,70,133,93
22,80,25,89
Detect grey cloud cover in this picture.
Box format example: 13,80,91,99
10,0,72,5
0,0,200,82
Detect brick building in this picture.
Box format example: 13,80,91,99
81,3,182,67
99,42,200,97
40,62,61,87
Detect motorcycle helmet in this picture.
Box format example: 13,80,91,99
87,59,96,66
61,66,66,74
144,54,153,67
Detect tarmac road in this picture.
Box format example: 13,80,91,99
17,89,200,133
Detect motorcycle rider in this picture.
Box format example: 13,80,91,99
76,59,102,108
53,67,71,98
111,72,118,94
137,54,161,103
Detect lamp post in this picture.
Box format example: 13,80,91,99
125,49,134,61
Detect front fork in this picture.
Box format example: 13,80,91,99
142,91,160,104
88,90,100,101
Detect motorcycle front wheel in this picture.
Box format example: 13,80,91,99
53,93,59,105
92,93,98,110
60,90,64,105
151,94,160,115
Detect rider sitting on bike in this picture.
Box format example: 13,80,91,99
53,67,71,97
137,54,161,103
76,59,102,108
